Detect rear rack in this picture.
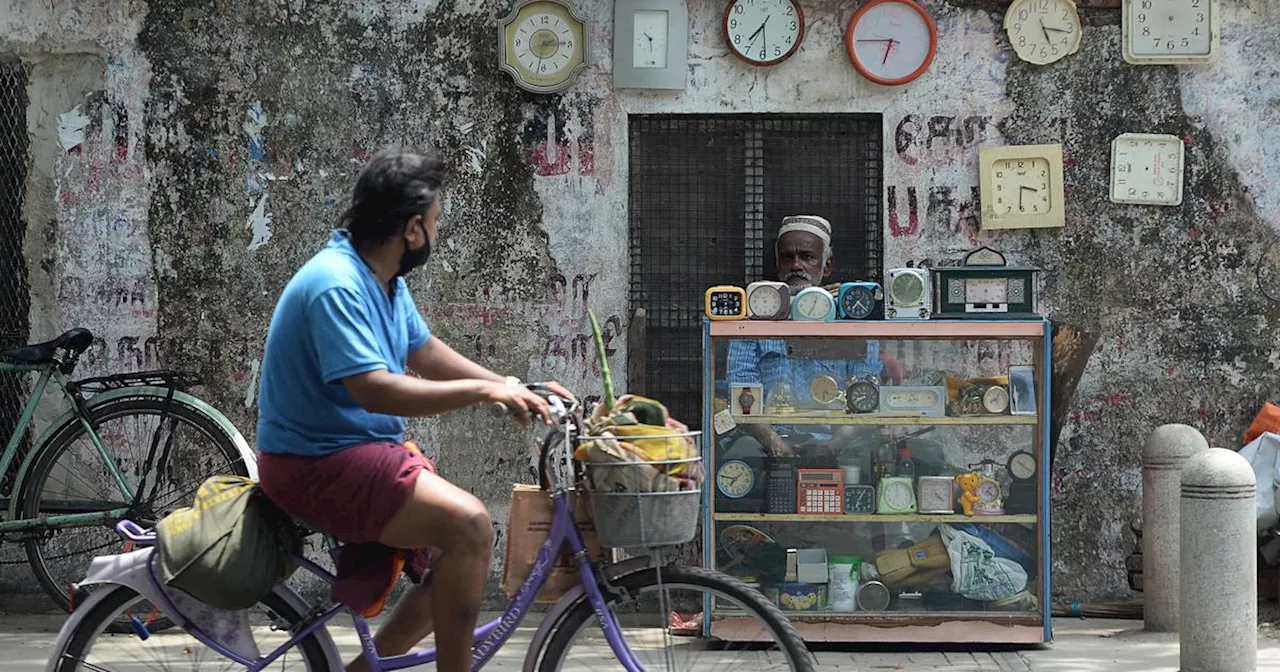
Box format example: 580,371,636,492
70,370,203,394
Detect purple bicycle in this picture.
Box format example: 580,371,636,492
46,388,814,671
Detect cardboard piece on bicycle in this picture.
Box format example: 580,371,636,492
501,483,602,603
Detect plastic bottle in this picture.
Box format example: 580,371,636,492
826,555,861,611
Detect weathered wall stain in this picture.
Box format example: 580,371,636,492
2,0,1279,609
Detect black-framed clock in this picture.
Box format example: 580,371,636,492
715,456,766,513
932,246,1039,319
1005,450,1037,514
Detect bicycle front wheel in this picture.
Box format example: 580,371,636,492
539,564,815,672
18,394,251,616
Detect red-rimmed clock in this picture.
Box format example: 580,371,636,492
844,0,937,85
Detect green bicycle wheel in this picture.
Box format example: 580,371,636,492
18,393,250,629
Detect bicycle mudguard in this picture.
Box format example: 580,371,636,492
520,554,657,671
45,548,343,672
7,385,257,519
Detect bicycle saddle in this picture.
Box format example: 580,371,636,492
0,328,94,364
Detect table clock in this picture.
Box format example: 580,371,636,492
797,469,845,515
932,247,1038,319
705,285,747,320
879,385,946,417
791,286,837,321
877,476,917,514
844,484,876,513
885,268,931,320
917,476,955,514
837,282,881,320
746,281,791,320
1005,450,1037,514
716,457,767,513
845,375,880,414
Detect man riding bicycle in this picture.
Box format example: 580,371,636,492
254,147,572,672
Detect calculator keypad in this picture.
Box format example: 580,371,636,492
798,487,842,514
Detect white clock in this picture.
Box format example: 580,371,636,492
1122,0,1218,65
722,0,805,67
1110,133,1184,206
614,0,688,89
791,286,836,321
1003,0,1082,66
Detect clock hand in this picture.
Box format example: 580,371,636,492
1039,18,1051,45
1044,25,1072,33
882,37,896,65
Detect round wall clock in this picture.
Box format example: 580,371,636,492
1004,0,1082,66
722,0,805,66
844,0,937,86
498,0,589,94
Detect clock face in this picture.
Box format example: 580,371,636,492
883,386,939,409
632,10,669,68
708,290,745,317
500,0,588,93
845,485,876,513
976,480,1001,504
991,158,1052,215
717,460,755,498
845,0,937,86
808,375,841,405
1110,133,1184,205
840,285,875,319
883,480,915,511
1008,451,1037,480
846,381,879,413
1004,0,1082,65
1124,0,1216,63
983,385,1010,413
748,284,783,317
793,288,834,320
966,278,1008,304
890,272,924,305
723,0,804,66
919,479,953,512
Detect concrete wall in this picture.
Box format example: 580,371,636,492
1,0,1278,607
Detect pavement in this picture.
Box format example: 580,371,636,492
2,612,1278,670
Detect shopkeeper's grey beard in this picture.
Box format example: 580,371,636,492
786,271,817,291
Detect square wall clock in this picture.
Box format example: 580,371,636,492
1110,133,1184,206
613,0,688,89
1122,0,1218,65
978,143,1066,230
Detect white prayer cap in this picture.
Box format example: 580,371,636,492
777,215,832,261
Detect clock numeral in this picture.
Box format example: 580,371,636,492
541,16,549,23
1137,12,1146,23
1139,0,1151,7
1197,12,1205,22
730,18,737,28
734,33,741,44
774,45,782,56
996,171,1004,178
1181,38,1190,47
1128,188,1137,196
759,47,766,59
1040,170,1048,178
516,38,522,46
1142,26,1150,36
788,20,796,30
1192,0,1201,6
734,4,743,12
786,5,793,14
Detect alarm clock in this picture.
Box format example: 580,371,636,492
885,268,931,320
879,385,946,417
917,476,956,514
876,477,917,514
746,281,791,320
837,282,881,320
982,385,1010,414
973,473,1005,516
716,457,766,513
791,286,837,321
807,375,842,407
844,375,880,414
844,484,876,514
932,246,1039,319
705,286,747,320
1005,450,1037,514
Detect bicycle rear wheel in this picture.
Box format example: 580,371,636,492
51,584,330,671
538,563,815,672
18,394,250,621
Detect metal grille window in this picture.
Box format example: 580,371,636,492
0,59,30,496
629,114,883,428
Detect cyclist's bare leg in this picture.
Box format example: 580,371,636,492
371,468,492,672
346,580,436,672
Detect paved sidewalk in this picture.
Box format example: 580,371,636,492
2,612,1277,670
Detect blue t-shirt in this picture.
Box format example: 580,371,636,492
256,229,431,457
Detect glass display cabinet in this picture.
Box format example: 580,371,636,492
700,319,1052,644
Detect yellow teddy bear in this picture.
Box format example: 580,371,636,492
955,472,982,516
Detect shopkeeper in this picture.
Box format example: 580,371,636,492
726,215,903,457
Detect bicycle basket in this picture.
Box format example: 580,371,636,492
578,430,702,549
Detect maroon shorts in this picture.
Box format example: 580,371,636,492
257,441,434,544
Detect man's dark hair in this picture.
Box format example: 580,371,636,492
342,148,447,248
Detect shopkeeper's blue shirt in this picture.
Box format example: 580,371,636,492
256,229,431,457
726,339,883,411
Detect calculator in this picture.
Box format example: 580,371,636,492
796,469,845,515
764,457,798,514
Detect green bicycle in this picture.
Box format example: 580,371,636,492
0,328,255,620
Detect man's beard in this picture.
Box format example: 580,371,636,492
785,271,817,291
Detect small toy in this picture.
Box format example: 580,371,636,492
956,472,981,516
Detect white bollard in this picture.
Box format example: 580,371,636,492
1179,447,1257,672
1142,424,1208,632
